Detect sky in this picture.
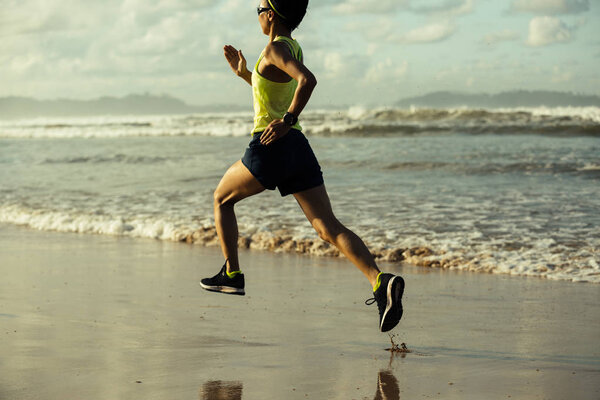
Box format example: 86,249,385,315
1,0,599,107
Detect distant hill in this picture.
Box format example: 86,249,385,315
0,94,247,119
3,91,599,119
397,91,600,108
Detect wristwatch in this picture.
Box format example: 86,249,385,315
283,112,298,127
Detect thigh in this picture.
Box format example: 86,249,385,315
215,160,266,204
293,184,339,227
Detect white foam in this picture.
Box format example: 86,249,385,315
577,163,600,171
0,113,253,139
516,106,600,123
0,204,198,242
2,203,598,283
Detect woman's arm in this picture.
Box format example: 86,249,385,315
259,42,317,145
224,45,252,86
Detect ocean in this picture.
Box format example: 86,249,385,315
1,106,599,282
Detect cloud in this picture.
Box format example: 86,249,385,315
435,65,461,81
551,66,573,83
331,0,474,17
526,16,572,46
332,0,409,14
365,59,408,83
117,13,191,55
510,0,590,15
482,29,520,45
0,0,120,37
355,19,457,44
323,52,347,76
410,0,474,17
402,21,456,43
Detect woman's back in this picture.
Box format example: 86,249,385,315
252,36,303,134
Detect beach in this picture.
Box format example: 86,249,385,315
1,223,599,400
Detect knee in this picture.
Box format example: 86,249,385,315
313,219,343,244
213,188,234,208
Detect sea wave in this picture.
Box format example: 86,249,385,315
1,204,598,283
322,159,600,178
1,106,599,138
308,106,600,137
40,154,171,165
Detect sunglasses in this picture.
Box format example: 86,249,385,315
257,6,270,15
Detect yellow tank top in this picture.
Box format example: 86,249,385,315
251,36,303,134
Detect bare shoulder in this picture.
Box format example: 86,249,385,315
264,41,294,60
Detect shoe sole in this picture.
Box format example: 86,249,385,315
199,282,245,296
380,276,405,332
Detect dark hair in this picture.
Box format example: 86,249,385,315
271,0,309,31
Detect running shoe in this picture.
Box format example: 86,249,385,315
365,273,405,332
199,262,245,296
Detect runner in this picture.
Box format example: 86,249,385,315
200,0,404,332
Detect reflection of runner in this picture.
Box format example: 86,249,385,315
201,380,243,400
374,370,401,400
199,0,404,332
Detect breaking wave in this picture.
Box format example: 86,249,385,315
1,106,599,138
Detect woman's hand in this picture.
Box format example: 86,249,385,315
223,45,247,77
260,119,291,145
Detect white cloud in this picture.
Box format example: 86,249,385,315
332,0,409,14
118,14,191,55
510,0,590,15
435,65,461,81
0,0,120,37
323,52,346,76
410,0,474,17
482,29,520,45
526,16,572,46
551,66,573,83
319,50,367,80
343,17,395,42
365,59,408,83
8,53,43,74
402,21,456,43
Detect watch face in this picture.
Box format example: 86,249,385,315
284,113,295,125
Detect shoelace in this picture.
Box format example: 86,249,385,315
365,297,376,306
365,295,386,317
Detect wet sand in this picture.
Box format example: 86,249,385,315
1,223,599,400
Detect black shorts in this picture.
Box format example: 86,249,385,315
241,129,324,196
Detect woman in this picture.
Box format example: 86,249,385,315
200,0,404,332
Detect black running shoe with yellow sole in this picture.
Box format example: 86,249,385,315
200,262,245,296
366,273,405,332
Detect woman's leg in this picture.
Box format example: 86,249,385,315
293,184,381,288
214,160,266,272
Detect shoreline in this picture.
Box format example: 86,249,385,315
2,217,598,284
1,223,599,399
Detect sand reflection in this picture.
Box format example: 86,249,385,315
374,370,400,400
200,380,243,400
199,370,399,400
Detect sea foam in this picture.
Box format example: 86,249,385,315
2,204,599,283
